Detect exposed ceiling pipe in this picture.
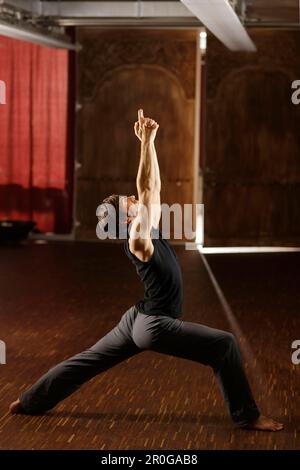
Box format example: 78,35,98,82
0,1,80,49
0,19,81,50
0,0,41,15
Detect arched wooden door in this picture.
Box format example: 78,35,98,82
75,28,199,241
204,30,300,246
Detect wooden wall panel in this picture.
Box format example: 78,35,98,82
205,29,300,246
75,28,198,240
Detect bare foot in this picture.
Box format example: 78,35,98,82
243,415,284,431
9,399,25,414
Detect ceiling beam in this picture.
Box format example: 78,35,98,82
40,1,194,19
180,0,256,51
1,0,258,51
0,0,41,15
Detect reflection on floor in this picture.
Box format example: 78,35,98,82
0,241,299,450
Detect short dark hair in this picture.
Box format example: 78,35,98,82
97,194,123,239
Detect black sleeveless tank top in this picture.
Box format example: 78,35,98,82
123,227,183,318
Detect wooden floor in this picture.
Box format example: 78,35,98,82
0,240,299,450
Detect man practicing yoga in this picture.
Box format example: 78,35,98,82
10,109,283,431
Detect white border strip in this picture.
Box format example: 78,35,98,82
194,245,300,254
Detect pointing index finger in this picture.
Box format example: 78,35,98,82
138,109,144,123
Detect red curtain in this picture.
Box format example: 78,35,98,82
0,36,72,234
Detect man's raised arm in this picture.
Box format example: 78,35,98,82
134,109,161,230
128,110,160,261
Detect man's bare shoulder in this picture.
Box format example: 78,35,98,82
128,236,154,263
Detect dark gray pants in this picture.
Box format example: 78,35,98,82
19,305,260,426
